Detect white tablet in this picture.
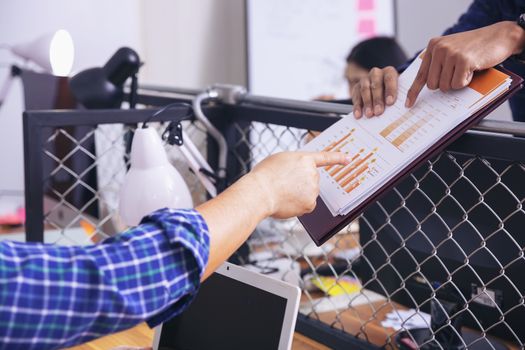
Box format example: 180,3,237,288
152,261,301,350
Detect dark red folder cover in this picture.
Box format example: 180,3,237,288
299,66,523,246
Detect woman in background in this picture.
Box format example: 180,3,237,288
316,36,407,101
344,36,407,98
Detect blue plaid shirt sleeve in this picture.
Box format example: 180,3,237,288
0,208,209,350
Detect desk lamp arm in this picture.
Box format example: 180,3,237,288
0,65,21,108
192,90,229,187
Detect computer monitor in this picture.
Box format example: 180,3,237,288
359,150,524,346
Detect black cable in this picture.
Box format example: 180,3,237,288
142,102,193,128
245,261,280,275
128,74,138,109
141,101,220,191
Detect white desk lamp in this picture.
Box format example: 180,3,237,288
119,103,218,227
119,126,194,226
0,29,74,107
118,86,249,227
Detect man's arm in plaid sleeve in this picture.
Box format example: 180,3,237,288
0,150,347,350
0,208,209,350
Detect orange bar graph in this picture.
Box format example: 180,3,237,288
327,150,361,175
345,176,368,194
324,139,353,171
379,111,413,138
341,163,369,188
345,181,361,193
391,114,432,148
341,158,375,188
337,139,352,150
334,158,363,182
334,149,375,183
322,128,355,152
326,163,340,173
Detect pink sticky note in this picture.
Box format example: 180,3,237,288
358,0,375,11
357,19,376,36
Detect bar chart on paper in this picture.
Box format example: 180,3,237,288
379,101,447,152
300,50,513,223
310,123,394,216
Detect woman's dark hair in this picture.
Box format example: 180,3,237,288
346,36,407,70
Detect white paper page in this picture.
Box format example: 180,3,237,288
302,56,510,216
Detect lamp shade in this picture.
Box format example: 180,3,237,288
119,127,193,227
11,29,74,76
69,47,140,109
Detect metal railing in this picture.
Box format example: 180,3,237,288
23,89,525,350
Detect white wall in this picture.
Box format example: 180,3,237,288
0,0,246,195
140,0,246,88
0,0,514,194
0,0,143,192
396,0,472,56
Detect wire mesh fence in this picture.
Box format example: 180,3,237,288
32,114,524,350
40,120,209,244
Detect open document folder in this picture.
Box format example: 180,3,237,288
299,54,522,246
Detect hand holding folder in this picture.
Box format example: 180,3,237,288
299,55,523,246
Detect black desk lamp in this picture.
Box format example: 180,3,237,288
69,47,141,109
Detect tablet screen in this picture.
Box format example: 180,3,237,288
158,272,288,350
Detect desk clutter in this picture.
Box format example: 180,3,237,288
0,192,25,227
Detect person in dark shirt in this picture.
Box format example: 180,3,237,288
351,0,525,122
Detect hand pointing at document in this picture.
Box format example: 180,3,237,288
405,21,525,108
249,151,349,219
352,21,525,117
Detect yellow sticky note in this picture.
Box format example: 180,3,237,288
312,276,361,296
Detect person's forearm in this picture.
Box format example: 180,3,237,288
197,173,271,280
197,151,348,280
505,20,525,55
0,209,209,349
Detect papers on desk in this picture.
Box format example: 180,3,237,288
301,55,512,217
381,309,431,331
310,275,361,297
300,288,386,314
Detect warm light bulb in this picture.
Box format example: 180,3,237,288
49,29,74,76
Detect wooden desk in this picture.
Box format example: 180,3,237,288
66,323,330,350
5,227,517,349
51,302,525,350
313,300,520,350
0,225,25,235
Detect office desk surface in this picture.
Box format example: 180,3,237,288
65,323,330,350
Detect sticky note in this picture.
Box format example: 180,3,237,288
358,0,375,11
312,276,361,296
358,19,376,36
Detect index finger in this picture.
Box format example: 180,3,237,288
383,66,399,106
405,51,432,108
309,151,349,167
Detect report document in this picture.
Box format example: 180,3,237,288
301,54,512,217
